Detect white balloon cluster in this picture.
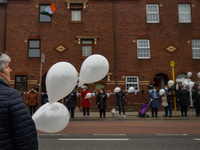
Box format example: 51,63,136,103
32,54,109,133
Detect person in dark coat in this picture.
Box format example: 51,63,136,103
115,87,126,118
149,85,160,117
165,86,174,117
193,86,200,117
178,85,190,117
0,53,38,150
96,88,108,118
42,90,49,104
65,88,77,118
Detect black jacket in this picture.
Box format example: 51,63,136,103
0,79,38,150
193,92,200,107
178,89,190,107
166,89,174,104
116,91,126,106
96,92,108,109
65,90,77,109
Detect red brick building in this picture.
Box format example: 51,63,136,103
0,0,200,111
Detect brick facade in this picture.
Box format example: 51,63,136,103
0,0,200,111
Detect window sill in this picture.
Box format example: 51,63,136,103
70,21,83,24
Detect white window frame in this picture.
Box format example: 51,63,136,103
126,76,139,91
192,39,200,59
178,4,191,23
146,4,159,23
137,39,150,59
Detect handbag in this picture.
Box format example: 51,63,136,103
162,95,168,107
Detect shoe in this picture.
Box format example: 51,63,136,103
123,115,126,118
152,116,154,117
185,115,189,117
163,115,167,117
169,116,172,117
83,116,86,118
155,116,158,118
103,116,105,118
119,115,121,118
181,116,184,118
100,116,102,118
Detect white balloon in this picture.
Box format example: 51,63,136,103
79,54,109,84
159,89,165,96
128,87,135,93
183,81,189,86
197,72,200,78
46,62,78,103
168,80,174,88
189,81,194,87
32,102,70,133
85,93,92,99
187,72,192,78
114,87,120,93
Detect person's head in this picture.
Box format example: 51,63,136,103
0,53,12,82
30,87,35,93
180,85,184,90
164,85,168,91
84,84,89,90
152,85,157,91
100,88,104,93
120,87,124,91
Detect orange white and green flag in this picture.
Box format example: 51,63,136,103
41,4,56,15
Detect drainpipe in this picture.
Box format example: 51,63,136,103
4,3,7,54
113,0,118,87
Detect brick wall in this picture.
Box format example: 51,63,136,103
1,0,200,111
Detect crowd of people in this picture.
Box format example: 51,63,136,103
25,83,200,119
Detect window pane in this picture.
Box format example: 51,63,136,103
29,49,40,57
147,4,159,23
82,46,92,56
40,5,51,22
72,11,81,21
29,40,40,48
192,40,200,58
95,83,105,89
15,76,27,90
178,4,191,23
126,76,139,90
82,41,92,44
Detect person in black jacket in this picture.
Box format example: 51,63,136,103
65,88,77,118
116,87,126,118
178,85,190,117
96,88,108,118
193,86,200,117
166,86,174,117
0,53,38,150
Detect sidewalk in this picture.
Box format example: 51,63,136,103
69,109,200,122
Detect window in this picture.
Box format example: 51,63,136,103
146,4,159,23
15,75,28,91
137,39,150,59
71,4,82,22
95,83,105,90
40,4,51,22
178,4,191,23
126,76,139,91
192,40,200,59
28,39,40,58
82,40,93,57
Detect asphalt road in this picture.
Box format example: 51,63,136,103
38,134,200,150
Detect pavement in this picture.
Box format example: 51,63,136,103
69,108,200,122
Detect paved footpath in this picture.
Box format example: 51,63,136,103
38,110,200,135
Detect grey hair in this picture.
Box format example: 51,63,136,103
0,54,11,72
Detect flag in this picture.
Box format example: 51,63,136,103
41,4,56,15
